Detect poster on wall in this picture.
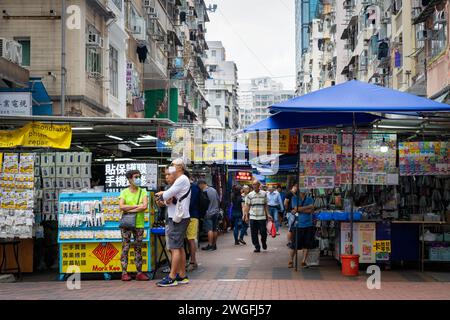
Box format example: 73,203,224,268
399,141,449,176
340,222,376,263
105,162,158,192
299,132,340,189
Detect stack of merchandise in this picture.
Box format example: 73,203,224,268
40,152,92,221
0,153,36,239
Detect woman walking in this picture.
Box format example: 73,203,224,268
231,185,246,245
118,170,149,281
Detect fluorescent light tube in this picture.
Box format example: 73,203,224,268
106,135,123,141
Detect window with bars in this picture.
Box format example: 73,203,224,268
86,47,102,76
109,46,118,97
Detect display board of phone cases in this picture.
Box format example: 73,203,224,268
0,153,35,238
399,141,449,176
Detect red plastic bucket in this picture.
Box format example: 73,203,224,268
340,255,360,276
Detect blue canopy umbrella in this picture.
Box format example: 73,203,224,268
270,80,450,114
263,80,450,270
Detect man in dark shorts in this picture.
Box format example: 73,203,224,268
288,188,315,268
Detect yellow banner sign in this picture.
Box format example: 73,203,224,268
194,143,233,162
373,240,391,253
0,122,72,149
61,242,149,273
248,129,297,154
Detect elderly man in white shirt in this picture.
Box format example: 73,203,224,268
155,158,191,287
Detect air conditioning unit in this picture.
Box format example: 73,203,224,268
371,77,380,84
87,33,103,47
143,0,154,8
148,11,159,19
9,40,22,65
0,38,12,60
343,0,353,9
417,30,428,41
382,11,391,22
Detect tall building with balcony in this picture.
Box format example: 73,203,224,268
203,41,239,142
413,0,450,103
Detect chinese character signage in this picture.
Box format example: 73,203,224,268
60,242,149,273
248,129,298,155
105,162,158,192
0,92,32,116
399,141,449,176
373,240,391,253
236,171,252,181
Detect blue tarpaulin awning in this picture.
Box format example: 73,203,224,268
243,111,381,133
270,80,450,114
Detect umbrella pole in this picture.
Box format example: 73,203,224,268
350,112,356,254
295,130,302,271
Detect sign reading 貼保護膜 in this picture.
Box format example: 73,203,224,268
104,162,158,192
0,92,32,116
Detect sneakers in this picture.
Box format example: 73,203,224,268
157,275,178,287
235,241,240,245
254,248,261,253
202,244,217,251
239,239,246,245
121,273,132,281
176,274,190,284
212,244,217,250
136,272,149,281
262,242,267,250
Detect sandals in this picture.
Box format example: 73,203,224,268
187,262,198,272
288,260,293,268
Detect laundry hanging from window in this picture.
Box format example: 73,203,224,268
136,44,148,63
180,11,187,23
377,42,389,60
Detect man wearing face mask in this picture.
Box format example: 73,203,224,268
155,158,191,287
119,170,149,281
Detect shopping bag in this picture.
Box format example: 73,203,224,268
270,221,277,238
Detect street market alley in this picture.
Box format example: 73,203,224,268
1,227,450,300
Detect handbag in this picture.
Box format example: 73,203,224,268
119,189,142,229
173,187,191,223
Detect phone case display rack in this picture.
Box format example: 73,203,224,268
0,153,36,239
57,192,152,281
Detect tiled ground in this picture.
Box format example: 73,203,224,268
1,227,450,300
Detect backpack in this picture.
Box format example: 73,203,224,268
198,190,210,218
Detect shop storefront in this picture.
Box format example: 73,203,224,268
0,116,173,279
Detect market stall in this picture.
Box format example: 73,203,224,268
244,80,450,273
0,116,172,278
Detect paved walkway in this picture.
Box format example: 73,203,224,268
1,227,450,300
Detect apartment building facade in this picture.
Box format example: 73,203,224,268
0,0,211,123
296,0,450,106
203,41,239,142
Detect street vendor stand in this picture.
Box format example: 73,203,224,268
244,80,450,274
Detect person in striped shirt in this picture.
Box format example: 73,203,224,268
244,180,271,253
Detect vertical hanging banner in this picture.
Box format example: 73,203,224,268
0,122,72,149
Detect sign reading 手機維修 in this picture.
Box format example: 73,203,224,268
0,92,32,116
0,122,72,149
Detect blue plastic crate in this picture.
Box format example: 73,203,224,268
318,212,333,221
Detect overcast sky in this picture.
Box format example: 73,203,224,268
204,0,296,91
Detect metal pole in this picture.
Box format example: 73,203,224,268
61,0,66,116
350,112,356,254
295,129,302,271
